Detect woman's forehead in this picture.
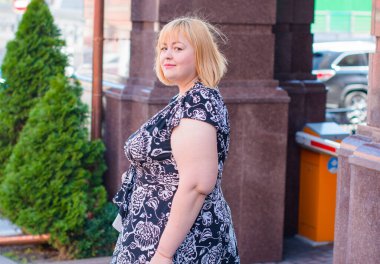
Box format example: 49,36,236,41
159,29,190,45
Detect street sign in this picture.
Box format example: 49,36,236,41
13,0,31,14
327,157,338,174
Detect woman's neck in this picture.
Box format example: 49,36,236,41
178,76,199,96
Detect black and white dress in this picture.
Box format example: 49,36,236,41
111,81,240,264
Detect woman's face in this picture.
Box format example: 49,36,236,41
159,32,197,87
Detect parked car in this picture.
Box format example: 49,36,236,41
312,41,375,124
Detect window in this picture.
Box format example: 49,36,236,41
337,53,368,67
313,51,340,70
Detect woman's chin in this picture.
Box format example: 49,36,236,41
164,77,177,85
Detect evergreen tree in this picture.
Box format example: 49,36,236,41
0,0,67,180
0,76,117,257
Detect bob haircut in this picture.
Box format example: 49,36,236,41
155,17,227,88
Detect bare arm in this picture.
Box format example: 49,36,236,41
150,118,218,263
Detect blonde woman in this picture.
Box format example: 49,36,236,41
111,17,240,264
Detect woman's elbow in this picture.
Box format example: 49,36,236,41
194,174,218,196
195,184,215,196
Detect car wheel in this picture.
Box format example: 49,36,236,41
343,91,367,124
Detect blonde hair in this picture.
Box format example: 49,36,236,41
155,17,227,88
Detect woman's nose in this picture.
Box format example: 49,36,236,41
164,48,173,59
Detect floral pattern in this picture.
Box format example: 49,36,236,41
111,81,240,263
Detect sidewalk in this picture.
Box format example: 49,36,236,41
0,218,22,237
0,255,19,264
274,237,333,264
30,237,333,264
0,237,333,264
1,216,333,264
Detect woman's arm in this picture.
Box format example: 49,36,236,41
150,118,218,263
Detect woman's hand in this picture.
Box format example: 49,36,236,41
149,251,173,264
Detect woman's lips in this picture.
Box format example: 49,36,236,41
163,64,176,69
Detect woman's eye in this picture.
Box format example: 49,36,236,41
160,47,167,51
174,47,183,51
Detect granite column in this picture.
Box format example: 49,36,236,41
333,0,380,263
274,0,327,237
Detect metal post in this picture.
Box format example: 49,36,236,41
91,0,104,140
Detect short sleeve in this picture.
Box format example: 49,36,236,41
181,88,222,129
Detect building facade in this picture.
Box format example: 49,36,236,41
313,0,372,41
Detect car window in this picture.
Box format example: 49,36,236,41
313,51,340,70
337,53,368,67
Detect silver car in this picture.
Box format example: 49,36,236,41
312,41,375,124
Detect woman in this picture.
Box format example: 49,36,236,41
111,17,240,264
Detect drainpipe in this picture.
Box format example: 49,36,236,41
0,234,50,245
91,0,104,140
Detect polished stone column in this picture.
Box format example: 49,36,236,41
274,0,327,236
104,0,289,262
333,134,371,263
104,0,176,196
333,0,380,263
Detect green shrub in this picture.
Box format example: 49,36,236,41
0,76,117,258
73,202,119,258
0,0,67,180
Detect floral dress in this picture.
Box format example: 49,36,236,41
111,81,240,264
